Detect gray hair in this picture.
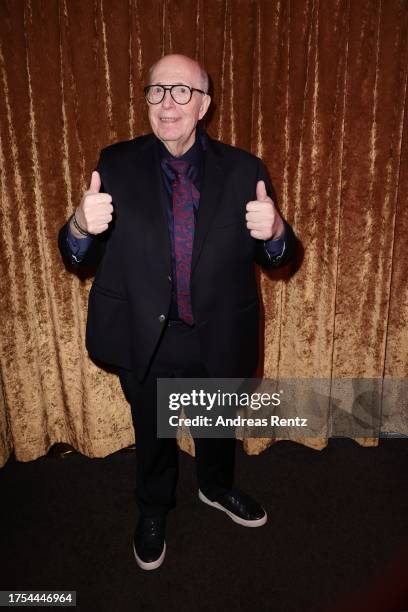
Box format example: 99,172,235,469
198,66,209,93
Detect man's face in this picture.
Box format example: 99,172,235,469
146,55,211,156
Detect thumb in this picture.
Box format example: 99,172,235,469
88,170,101,194
256,180,268,201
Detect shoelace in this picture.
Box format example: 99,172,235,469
138,519,164,539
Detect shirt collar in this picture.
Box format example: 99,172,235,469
157,127,207,168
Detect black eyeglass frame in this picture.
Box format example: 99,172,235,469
144,84,207,105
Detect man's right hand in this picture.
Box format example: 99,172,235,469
72,171,113,236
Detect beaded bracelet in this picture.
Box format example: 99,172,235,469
71,212,90,236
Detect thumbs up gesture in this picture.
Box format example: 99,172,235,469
72,171,113,236
245,180,284,241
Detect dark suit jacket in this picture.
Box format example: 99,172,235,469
59,133,296,380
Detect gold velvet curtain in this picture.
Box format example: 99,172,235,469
0,0,407,467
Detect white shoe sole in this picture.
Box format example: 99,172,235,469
133,540,166,570
198,490,267,527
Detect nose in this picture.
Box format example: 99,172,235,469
162,89,175,109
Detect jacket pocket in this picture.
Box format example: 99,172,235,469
86,287,132,370
235,299,258,314
92,282,127,301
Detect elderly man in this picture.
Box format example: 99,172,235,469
59,54,296,570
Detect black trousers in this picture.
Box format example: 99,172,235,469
118,320,236,518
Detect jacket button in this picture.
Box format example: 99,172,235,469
158,314,166,323
167,274,172,282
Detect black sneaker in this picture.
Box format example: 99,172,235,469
199,488,267,527
133,517,166,570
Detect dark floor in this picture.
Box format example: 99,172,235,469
1,438,408,612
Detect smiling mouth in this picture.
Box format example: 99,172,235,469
159,117,179,122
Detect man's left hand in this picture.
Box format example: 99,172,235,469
245,180,285,241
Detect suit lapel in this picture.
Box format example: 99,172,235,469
127,137,171,273
192,139,225,273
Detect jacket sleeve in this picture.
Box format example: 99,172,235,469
58,221,109,270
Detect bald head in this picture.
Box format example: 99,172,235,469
148,54,209,93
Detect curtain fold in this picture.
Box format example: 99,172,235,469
0,0,407,467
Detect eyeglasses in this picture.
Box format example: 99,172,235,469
144,84,207,105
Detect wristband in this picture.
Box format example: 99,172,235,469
71,212,90,236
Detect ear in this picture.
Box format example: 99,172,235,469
198,95,211,121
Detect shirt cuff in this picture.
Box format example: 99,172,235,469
67,225,93,263
264,231,286,258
